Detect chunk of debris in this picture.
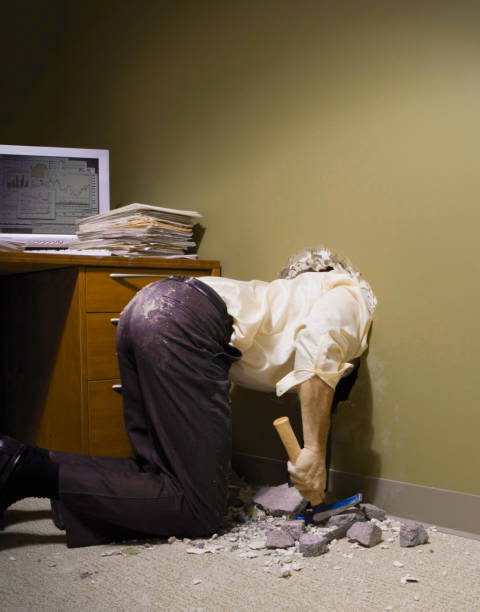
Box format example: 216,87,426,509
360,503,387,521
253,483,305,516
347,521,382,547
401,574,419,584
327,510,365,528
192,578,202,585
279,564,292,578
393,560,404,567
299,534,329,557
321,525,347,543
280,519,305,541
323,511,366,539
399,521,429,547
266,529,295,549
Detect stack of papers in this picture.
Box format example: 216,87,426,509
70,203,202,257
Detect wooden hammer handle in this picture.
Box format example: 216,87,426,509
273,416,301,464
273,416,323,506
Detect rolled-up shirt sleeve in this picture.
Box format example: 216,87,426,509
275,282,372,396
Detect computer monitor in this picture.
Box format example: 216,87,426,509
0,144,109,248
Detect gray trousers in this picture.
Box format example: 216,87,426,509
51,277,241,548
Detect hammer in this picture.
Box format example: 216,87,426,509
273,416,362,522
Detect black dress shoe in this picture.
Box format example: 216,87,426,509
0,435,28,529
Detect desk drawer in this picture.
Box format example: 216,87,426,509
86,313,120,380
88,380,133,456
85,268,203,312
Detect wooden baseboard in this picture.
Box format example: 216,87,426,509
232,452,480,541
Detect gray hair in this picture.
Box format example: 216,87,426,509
279,246,377,316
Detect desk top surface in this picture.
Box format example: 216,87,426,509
0,252,220,276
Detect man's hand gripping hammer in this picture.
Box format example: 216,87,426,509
273,416,361,523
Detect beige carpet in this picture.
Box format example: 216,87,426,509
0,498,479,612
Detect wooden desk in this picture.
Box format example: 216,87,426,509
0,253,220,456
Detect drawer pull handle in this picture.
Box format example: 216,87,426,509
112,384,123,394
110,318,120,326
109,273,170,279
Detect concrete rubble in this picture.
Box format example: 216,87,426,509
299,534,329,557
361,503,387,521
266,529,295,549
253,483,305,516
172,480,433,580
401,574,420,584
347,521,383,547
280,519,305,540
399,521,429,547
327,509,365,527
323,510,366,540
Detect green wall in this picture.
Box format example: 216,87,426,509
3,0,479,495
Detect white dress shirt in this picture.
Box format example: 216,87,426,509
199,271,373,396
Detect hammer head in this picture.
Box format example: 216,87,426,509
296,493,362,524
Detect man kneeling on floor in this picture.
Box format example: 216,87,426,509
0,246,376,548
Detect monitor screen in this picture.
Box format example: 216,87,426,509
0,144,109,247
